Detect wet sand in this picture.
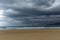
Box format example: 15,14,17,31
0,29,60,40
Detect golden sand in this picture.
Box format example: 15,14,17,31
0,29,60,40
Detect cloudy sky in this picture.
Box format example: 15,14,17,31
0,0,60,27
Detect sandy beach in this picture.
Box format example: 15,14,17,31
0,29,60,40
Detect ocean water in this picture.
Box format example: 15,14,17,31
0,26,60,30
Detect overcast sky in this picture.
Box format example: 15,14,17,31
0,0,60,27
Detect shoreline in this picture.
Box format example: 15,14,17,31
0,27,60,30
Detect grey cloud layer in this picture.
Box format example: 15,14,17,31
0,0,55,9
1,0,60,27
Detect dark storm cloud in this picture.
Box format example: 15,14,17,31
4,8,60,26
0,0,55,16
1,0,60,26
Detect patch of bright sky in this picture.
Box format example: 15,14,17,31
0,9,23,26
